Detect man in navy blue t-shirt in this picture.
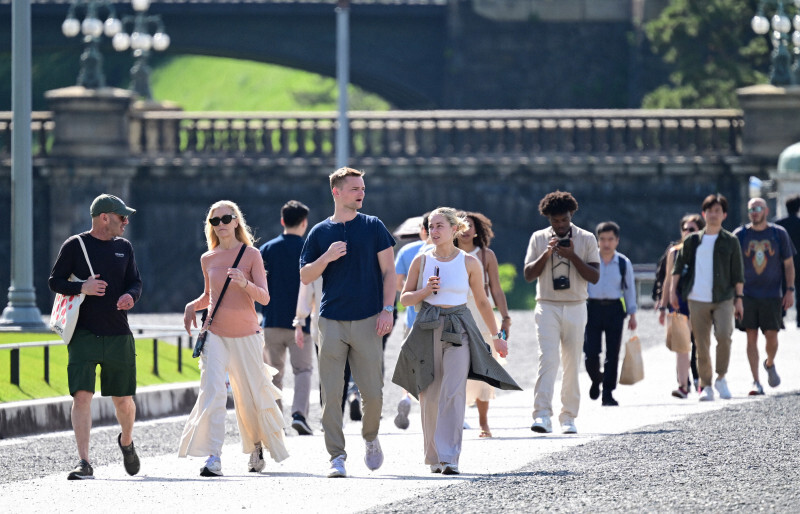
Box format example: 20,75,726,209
300,167,396,478
260,200,315,440
733,197,796,396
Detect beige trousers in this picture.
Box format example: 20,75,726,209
533,301,587,424
263,327,314,417
318,315,384,460
688,299,734,388
419,316,471,466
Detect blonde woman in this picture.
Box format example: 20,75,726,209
455,211,512,438
179,200,288,476
393,207,520,475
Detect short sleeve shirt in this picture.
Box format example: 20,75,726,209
734,224,796,298
523,224,600,303
300,213,395,320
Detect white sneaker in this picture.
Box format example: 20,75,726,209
328,455,347,478
430,463,443,473
248,443,265,473
714,378,732,399
699,386,715,402
531,416,552,433
364,437,384,471
394,396,411,430
560,420,577,434
200,455,222,477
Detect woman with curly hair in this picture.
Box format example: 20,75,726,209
179,200,288,477
455,211,512,438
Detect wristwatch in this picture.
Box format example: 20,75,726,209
383,305,394,313
789,287,796,292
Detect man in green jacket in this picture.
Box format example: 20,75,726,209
670,194,744,402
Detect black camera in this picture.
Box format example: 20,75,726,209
558,238,571,247
553,275,571,290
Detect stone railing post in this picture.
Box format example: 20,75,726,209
737,84,800,163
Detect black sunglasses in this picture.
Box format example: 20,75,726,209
208,214,237,226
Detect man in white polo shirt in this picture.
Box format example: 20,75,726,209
524,191,600,435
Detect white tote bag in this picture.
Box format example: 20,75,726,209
49,237,94,344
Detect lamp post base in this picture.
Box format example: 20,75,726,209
0,287,48,330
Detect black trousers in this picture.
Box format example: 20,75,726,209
583,300,626,395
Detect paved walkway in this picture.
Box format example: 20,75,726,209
2,310,798,512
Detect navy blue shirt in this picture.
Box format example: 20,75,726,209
300,213,395,321
260,233,307,331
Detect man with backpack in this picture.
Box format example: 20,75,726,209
733,197,795,396
584,221,638,407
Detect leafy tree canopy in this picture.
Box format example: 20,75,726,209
643,0,772,108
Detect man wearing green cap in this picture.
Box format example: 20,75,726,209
48,193,143,480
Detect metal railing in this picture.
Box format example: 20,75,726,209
2,327,196,388
129,109,744,161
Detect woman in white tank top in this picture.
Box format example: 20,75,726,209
397,207,509,475
455,211,512,439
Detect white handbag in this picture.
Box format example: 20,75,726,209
49,237,94,344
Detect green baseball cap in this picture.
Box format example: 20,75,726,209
90,194,136,217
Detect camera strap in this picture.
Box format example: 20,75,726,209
551,250,571,279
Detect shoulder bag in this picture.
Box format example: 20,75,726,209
50,236,94,344
192,243,248,358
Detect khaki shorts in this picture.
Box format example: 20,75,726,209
67,329,137,397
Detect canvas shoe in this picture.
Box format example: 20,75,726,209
67,459,94,480
328,455,347,478
248,443,265,473
714,378,732,399
430,463,443,473
117,433,140,476
200,455,223,477
699,386,715,402
531,416,552,434
364,437,384,471
672,386,689,399
394,396,411,430
764,360,781,388
442,463,460,475
291,412,313,436
560,420,578,434
748,382,765,396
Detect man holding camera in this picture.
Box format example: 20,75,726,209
524,191,599,434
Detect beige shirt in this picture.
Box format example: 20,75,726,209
524,224,600,303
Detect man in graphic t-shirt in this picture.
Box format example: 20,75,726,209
671,194,744,402
733,197,795,396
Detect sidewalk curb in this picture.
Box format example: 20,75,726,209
0,382,222,439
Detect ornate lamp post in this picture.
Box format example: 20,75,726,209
61,0,122,88
751,0,800,85
111,0,170,100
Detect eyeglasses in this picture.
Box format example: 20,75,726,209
208,214,237,226
681,226,697,232
748,206,765,213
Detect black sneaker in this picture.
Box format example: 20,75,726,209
118,433,141,476
291,412,313,435
67,459,94,480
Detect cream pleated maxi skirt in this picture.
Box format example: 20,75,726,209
178,331,289,462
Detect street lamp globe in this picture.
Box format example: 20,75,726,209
130,31,152,51
753,13,771,34
112,32,131,51
132,0,151,12
62,17,81,37
773,12,792,33
104,17,122,37
81,16,103,38
152,32,170,52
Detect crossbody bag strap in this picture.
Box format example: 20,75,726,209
76,235,95,277
205,243,248,329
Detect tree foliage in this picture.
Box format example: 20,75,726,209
643,0,771,108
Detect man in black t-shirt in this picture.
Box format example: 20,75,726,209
48,194,143,481
776,194,800,327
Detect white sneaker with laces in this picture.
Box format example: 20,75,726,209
699,386,715,402
714,377,732,399
364,437,384,470
248,443,265,473
200,455,223,477
560,420,577,434
328,455,347,478
531,416,552,433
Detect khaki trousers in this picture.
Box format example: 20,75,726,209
419,317,471,466
688,299,734,388
263,327,314,418
318,315,383,460
533,301,587,424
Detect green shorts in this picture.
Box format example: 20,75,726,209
67,329,137,397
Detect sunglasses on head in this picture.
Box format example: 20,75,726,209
208,214,237,226
748,206,765,213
